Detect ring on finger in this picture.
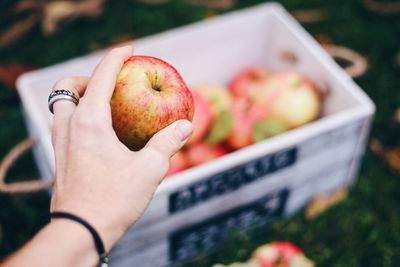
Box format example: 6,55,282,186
48,89,80,114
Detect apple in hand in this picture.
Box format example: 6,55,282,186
251,72,320,128
187,91,214,145
226,99,267,150
165,151,189,177
229,67,269,99
252,242,314,267
110,56,194,150
186,142,228,166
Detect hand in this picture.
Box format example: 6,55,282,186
49,46,193,252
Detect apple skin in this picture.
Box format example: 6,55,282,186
250,71,320,128
252,242,314,267
226,99,268,150
228,67,269,99
165,151,188,177
186,142,228,166
187,90,214,145
111,56,194,150
196,85,232,116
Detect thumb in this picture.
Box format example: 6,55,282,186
142,120,193,159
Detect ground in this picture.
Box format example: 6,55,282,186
0,0,399,266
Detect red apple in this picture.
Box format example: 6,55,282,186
229,67,269,99
251,72,320,128
252,242,314,267
186,142,228,166
165,151,188,177
111,56,194,150
196,85,232,116
187,91,214,145
226,99,267,150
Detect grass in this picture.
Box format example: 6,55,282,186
0,0,399,266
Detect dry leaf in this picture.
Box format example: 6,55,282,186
315,34,333,46
42,0,105,35
324,45,368,78
190,0,235,10
306,188,348,220
363,0,400,15
370,138,400,173
0,63,34,90
0,16,38,49
394,108,400,124
291,9,329,23
138,0,169,4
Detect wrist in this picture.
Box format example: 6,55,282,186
46,219,98,266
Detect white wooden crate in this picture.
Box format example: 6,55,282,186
16,3,374,267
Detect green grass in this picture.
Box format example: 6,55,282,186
0,0,399,266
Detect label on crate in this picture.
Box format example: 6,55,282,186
169,188,289,263
169,148,297,214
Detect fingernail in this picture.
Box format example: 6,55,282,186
175,120,193,141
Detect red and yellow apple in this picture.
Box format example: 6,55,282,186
250,72,320,128
252,242,314,267
110,56,194,150
229,67,269,99
196,85,232,116
226,99,267,150
186,142,228,166
165,151,189,177
187,91,214,145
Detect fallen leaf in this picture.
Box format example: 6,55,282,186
306,188,348,220
138,0,169,4
0,63,35,91
42,0,105,35
291,8,329,23
370,138,400,173
394,108,400,124
363,0,400,15
0,15,38,49
190,0,235,10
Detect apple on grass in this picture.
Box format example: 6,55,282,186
186,90,214,145
186,142,228,167
110,56,194,151
250,71,320,128
252,242,314,267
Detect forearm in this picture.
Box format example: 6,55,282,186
2,220,98,267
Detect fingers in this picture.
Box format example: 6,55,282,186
82,45,133,110
52,77,90,177
139,120,193,169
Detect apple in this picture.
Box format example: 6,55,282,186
187,91,214,145
195,85,234,145
252,242,314,267
110,56,194,150
186,142,228,166
196,85,232,116
228,67,269,99
253,118,289,142
226,99,267,150
165,151,188,177
251,71,320,128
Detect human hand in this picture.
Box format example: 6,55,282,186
49,46,193,251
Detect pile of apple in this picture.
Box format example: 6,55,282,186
167,67,321,176
213,241,315,267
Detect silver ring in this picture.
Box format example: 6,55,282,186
48,89,80,114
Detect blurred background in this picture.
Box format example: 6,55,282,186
0,0,399,266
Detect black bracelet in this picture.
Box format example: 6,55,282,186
50,212,109,267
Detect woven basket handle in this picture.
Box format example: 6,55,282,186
0,138,53,194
